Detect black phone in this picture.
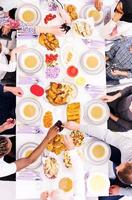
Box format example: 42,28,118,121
54,120,64,132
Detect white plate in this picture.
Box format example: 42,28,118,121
16,98,42,124
71,18,94,39
61,44,76,66
18,48,43,75
87,173,110,195
16,4,41,26
81,49,105,74
84,140,111,165
17,142,42,169
84,100,110,125
80,5,104,26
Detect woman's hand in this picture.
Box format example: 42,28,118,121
46,126,59,141
94,0,103,11
110,113,119,122
101,95,117,103
6,86,24,97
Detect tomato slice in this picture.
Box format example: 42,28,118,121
67,66,78,77
30,84,44,97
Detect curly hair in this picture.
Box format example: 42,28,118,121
0,136,9,157
117,162,132,185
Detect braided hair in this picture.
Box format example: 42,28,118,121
0,136,9,157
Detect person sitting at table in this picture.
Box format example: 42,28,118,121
40,135,85,200
0,3,71,36
101,85,132,132
105,37,132,85
0,7,17,20
0,42,26,81
94,0,132,39
64,121,132,199
0,125,59,179
0,84,23,135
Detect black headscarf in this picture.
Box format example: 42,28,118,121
120,0,132,22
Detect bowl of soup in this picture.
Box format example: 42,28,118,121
16,4,41,26
16,98,42,124
18,48,43,75
59,177,73,192
84,100,110,125
81,50,105,74
85,6,104,25
87,173,110,195
84,140,111,165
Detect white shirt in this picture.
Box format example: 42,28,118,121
0,46,16,80
0,157,16,178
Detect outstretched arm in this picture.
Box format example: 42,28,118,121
15,126,59,171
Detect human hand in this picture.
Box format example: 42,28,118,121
111,69,122,76
63,121,80,131
109,185,120,195
63,135,74,150
12,45,27,54
1,118,16,132
110,113,119,122
101,95,116,103
94,0,103,11
40,191,49,200
46,126,59,141
36,26,65,36
10,87,24,97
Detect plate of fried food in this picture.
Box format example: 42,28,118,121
16,4,41,26
46,134,67,155
45,82,78,106
43,111,53,128
71,18,94,39
39,33,59,51
65,4,78,21
67,102,81,124
81,5,104,26
43,156,59,179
